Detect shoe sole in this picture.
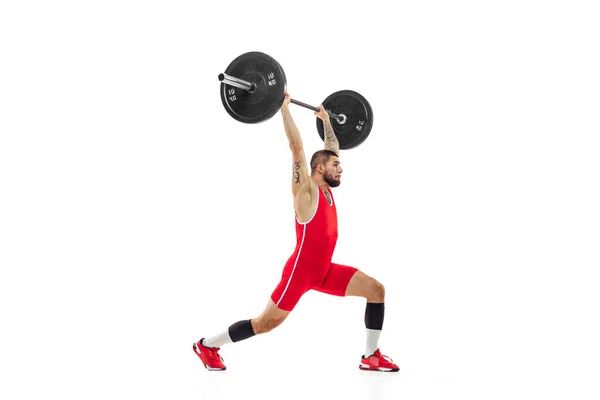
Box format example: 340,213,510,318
193,343,226,371
359,364,399,372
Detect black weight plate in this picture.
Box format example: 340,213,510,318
220,51,287,124
316,90,373,150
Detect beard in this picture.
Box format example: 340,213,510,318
324,170,341,187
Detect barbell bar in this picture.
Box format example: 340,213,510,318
218,73,346,124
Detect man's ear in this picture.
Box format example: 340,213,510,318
317,164,325,174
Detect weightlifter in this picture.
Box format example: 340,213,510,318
193,93,399,372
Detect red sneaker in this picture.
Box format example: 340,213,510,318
193,339,226,371
359,349,400,372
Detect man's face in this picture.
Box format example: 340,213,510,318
323,156,343,187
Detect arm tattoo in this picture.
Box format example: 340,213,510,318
323,120,339,154
293,161,300,184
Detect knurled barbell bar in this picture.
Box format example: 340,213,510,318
219,72,347,125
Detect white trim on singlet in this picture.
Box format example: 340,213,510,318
276,224,306,306
295,186,320,225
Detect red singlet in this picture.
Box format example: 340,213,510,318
270,187,358,311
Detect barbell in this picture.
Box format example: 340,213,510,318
218,51,373,150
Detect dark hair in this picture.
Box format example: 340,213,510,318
310,149,339,174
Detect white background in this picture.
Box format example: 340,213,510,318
1,1,599,399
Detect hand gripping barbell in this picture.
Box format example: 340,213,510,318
218,51,373,150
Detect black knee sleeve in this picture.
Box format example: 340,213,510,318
364,302,385,330
228,319,256,342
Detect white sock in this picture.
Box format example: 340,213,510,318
364,329,381,358
202,330,233,348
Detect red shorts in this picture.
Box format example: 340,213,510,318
270,262,358,311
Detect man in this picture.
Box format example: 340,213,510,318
193,93,399,372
